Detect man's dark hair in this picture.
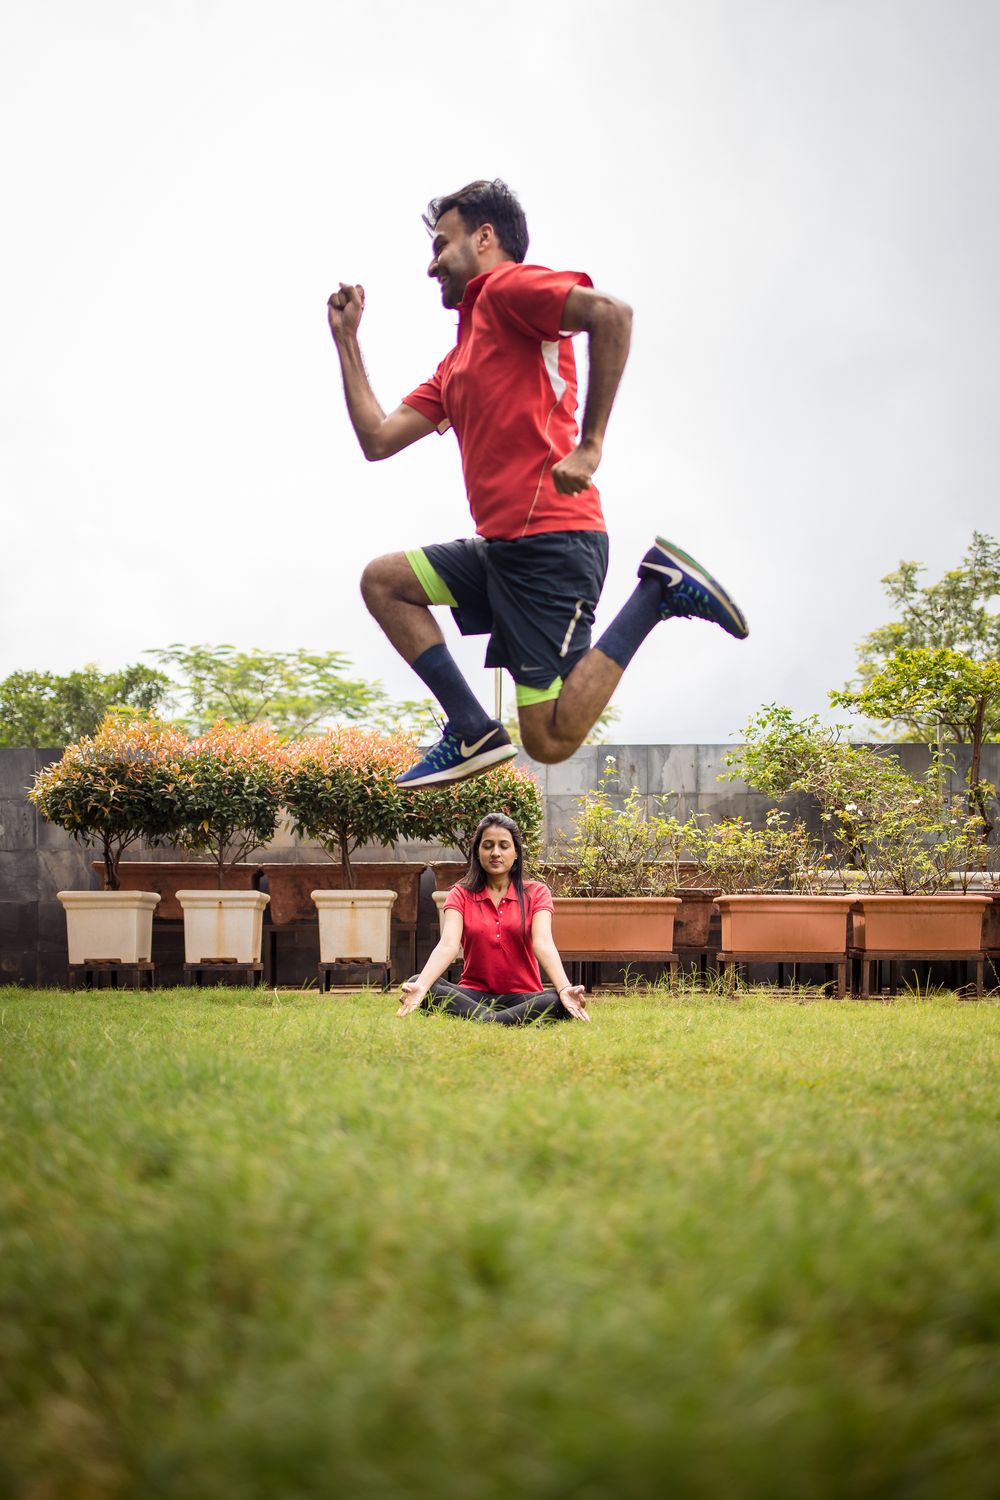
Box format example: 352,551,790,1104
422,179,529,264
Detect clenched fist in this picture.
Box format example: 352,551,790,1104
550,439,601,495
327,282,365,340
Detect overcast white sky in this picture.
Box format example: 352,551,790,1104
2,0,997,742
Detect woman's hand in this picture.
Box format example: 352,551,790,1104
559,984,590,1021
397,979,426,1017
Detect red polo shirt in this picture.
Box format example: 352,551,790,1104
403,262,606,541
443,880,555,994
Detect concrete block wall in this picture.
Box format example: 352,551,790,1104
3,743,997,987
1,750,94,986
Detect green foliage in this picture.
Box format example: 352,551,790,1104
281,728,418,886
846,531,1000,741
26,714,188,889
146,643,387,737
1,646,439,746
855,530,1000,663
688,808,827,894
173,723,285,887
832,648,1000,833
407,759,544,861
726,705,988,893
0,664,171,747
543,758,695,896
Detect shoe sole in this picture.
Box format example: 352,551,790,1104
396,742,518,789
647,534,749,639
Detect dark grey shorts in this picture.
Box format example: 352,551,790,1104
410,531,609,703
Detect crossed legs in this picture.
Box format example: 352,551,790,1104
420,978,574,1024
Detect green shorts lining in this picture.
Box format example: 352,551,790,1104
516,677,563,707
405,548,459,607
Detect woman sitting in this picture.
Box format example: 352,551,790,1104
398,812,589,1024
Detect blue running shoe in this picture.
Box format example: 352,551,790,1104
395,720,517,788
639,536,749,640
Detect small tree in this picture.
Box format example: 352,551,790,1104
175,722,285,888
831,648,999,836
281,728,418,887
0,664,171,747
147,644,387,737
27,713,188,890
850,531,1000,674
407,761,544,863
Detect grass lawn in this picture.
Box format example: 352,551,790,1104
1,984,998,1500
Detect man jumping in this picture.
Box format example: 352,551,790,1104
327,179,748,787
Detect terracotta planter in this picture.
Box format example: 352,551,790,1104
551,897,680,954
673,888,719,947
716,895,855,955
984,894,1000,952
261,863,425,926
850,895,991,953
430,861,468,892
58,890,161,964
175,890,270,963
99,861,260,921
312,890,397,963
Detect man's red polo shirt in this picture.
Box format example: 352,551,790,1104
403,262,606,541
443,880,555,994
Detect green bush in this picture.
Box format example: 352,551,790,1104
27,713,188,889
174,721,285,888
281,727,418,887
408,760,544,862
543,759,696,897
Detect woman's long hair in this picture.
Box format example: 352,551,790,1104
458,812,528,936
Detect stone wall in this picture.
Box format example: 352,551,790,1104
3,742,997,986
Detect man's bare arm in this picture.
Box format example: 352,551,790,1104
327,282,437,461
550,284,633,495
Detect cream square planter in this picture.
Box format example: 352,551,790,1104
312,890,397,964
176,890,270,964
57,891,161,964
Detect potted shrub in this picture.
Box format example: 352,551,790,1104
541,763,693,958
689,808,855,957
172,721,284,964
846,784,991,956
277,727,421,965
28,712,187,964
726,706,992,956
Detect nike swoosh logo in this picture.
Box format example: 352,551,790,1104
644,562,684,586
460,728,500,757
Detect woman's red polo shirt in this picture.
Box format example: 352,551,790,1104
443,880,555,995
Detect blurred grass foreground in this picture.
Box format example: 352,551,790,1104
1,986,998,1500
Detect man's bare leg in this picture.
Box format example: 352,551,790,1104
518,648,622,764
360,552,444,664
360,551,516,785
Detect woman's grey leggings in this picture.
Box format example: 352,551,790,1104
419,979,574,1025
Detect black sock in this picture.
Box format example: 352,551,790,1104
595,578,663,670
410,644,493,738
